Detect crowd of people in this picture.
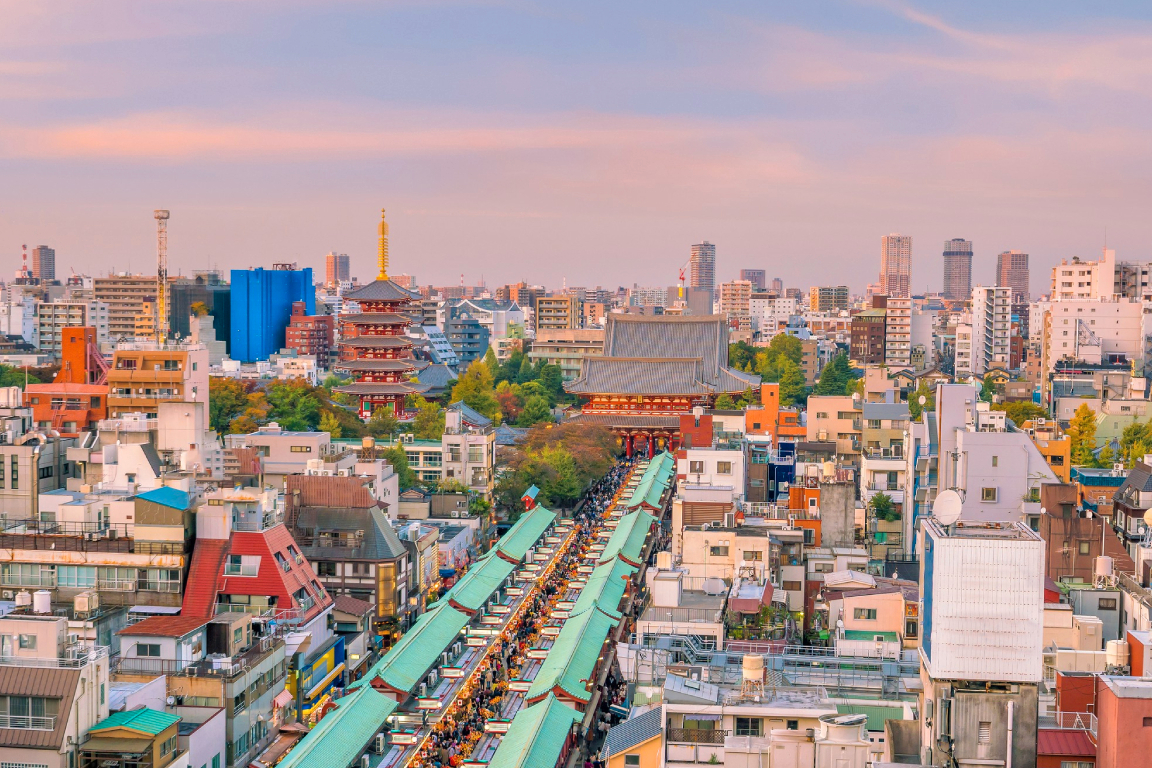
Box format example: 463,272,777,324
420,456,638,768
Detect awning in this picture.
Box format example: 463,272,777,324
274,689,294,709
685,713,720,721
439,568,457,578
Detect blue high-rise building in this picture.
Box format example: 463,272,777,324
231,266,315,362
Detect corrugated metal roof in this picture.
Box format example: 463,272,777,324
134,486,191,511
571,558,637,620
603,707,662,758
527,606,617,703
1036,728,1096,757
496,506,557,562
278,684,398,768
487,694,581,768
348,603,469,695
91,708,181,736
0,666,80,748
834,703,904,733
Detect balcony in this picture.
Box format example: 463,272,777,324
0,644,108,669
668,728,726,744
0,519,187,556
0,714,57,730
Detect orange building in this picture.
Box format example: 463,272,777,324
24,326,107,436
747,383,807,443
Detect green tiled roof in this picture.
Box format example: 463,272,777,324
571,558,637,619
527,605,617,703
444,551,516,611
842,630,899,642
348,603,468,693
598,510,655,566
91,708,180,736
488,695,581,768
835,703,905,732
496,506,557,561
279,685,398,768
623,452,674,510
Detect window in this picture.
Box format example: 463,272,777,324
735,717,762,737
289,445,312,453
981,487,998,502
288,545,303,564
274,552,290,572
853,608,877,620
867,419,881,429
709,546,729,557
316,561,336,577
100,683,104,705
1099,598,1118,610
225,555,259,576
1144,717,1152,727
161,735,177,756
782,580,802,591
136,643,161,657
1060,762,1094,768
716,461,732,475
786,720,799,730
743,551,763,561
991,455,998,467
905,619,918,638
1079,541,1091,555
10,455,17,490
468,446,484,463
624,756,640,767
689,461,704,474
17,634,36,650
0,694,59,729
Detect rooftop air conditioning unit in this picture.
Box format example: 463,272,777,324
451,511,460,518
418,683,427,697
374,734,387,755
723,512,735,528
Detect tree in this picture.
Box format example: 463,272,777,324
776,358,808,407
483,347,499,379
209,377,250,433
728,341,757,372
538,364,563,405
1068,403,1099,466
980,374,1000,403
991,401,1049,427
367,408,400,440
908,381,935,420
451,359,500,420
381,444,418,489
496,381,524,422
714,393,737,410
813,353,856,396
539,445,582,508
518,394,553,427
870,492,898,523
412,396,446,440
1119,419,1152,466
318,411,343,438
516,357,534,384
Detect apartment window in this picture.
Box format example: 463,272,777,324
0,695,59,729
624,756,640,767
786,720,799,731
716,461,732,475
735,717,762,737
1079,541,1091,555
709,546,729,557
1098,598,1117,610
1144,717,1152,727
853,608,878,620
816,412,828,419
868,419,881,429
289,445,312,453
288,545,303,564
136,643,161,657
991,455,998,467
405,452,420,467
1060,763,1094,768
161,735,177,756
981,487,998,502
743,551,763,561
224,555,259,576
689,461,704,474
10,455,17,490
905,619,918,638
316,561,337,577
782,580,802,591
18,634,36,650
468,446,484,463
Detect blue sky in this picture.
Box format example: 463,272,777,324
2,1,1151,293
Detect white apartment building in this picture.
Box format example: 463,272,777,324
955,286,1011,377
750,294,800,334
909,308,937,370
719,280,753,325
883,296,911,369
1042,297,1146,373
33,300,110,358
1050,248,1115,300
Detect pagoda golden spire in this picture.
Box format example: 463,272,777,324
377,208,389,281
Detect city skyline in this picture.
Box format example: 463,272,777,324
1,2,1148,292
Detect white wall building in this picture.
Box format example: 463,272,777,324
884,296,912,369
1043,298,1145,372
958,286,1011,377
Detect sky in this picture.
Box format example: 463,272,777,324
2,1,1151,295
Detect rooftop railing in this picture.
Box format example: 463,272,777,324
0,644,108,669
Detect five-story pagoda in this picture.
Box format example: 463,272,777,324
333,209,429,418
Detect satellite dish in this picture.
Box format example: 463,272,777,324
166,696,176,705
933,489,963,526
1143,509,1152,527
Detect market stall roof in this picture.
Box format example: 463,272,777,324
487,694,581,768
571,558,637,620
277,685,398,768
598,510,656,567
445,551,516,613
496,505,557,562
348,602,468,695
527,606,618,703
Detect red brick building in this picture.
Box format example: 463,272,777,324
284,301,336,367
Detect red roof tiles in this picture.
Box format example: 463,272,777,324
1036,728,1096,757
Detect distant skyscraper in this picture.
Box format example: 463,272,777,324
879,234,912,298
997,250,1030,303
324,251,350,288
942,238,973,301
689,242,716,295
739,269,766,291
31,245,55,282
770,277,783,293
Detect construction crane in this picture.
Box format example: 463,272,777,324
678,256,692,300
154,210,170,345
